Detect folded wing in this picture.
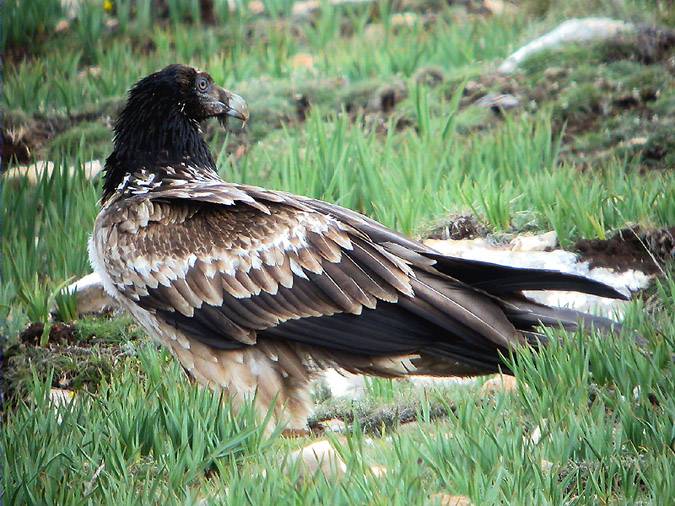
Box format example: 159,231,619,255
101,183,625,376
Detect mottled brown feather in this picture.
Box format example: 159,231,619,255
96,176,623,381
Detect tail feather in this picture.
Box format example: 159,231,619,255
500,296,622,334
420,253,640,355
427,254,629,300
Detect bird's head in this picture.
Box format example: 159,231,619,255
123,64,248,129
104,64,248,202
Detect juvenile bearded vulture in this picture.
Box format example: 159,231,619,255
90,65,627,430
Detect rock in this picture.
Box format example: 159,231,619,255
65,272,116,316
291,0,373,17
60,0,82,19
620,136,648,148
424,237,494,256
540,459,554,473
5,159,103,184
104,18,119,31
317,418,347,433
499,18,635,74
429,494,474,506
369,465,388,477
480,375,518,394
55,19,71,33
484,0,514,15
510,231,557,252
474,93,520,112
290,440,347,481
391,12,419,28
77,66,102,80
529,424,543,445
290,53,315,71
248,0,265,14
364,23,386,43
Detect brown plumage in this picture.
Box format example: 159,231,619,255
90,65,628,429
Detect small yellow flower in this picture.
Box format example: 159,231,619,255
103,0,113,13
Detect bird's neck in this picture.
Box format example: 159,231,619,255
102,107,218,203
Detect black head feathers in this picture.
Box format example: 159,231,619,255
102,64,247,202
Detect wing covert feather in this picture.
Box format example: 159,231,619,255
103,195,416,349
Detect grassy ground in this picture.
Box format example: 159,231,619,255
1,0,674,504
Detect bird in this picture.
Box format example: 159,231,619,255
90,64,628,431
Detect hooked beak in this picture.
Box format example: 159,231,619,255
215,87,249,127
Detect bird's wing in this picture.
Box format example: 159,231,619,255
292,193,627,299
99,182,524,370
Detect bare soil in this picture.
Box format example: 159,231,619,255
575,226,674,274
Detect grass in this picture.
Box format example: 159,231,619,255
1,0,674,504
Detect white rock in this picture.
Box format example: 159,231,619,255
318,418,347,433
60,0,82,19
369,465,388,477
66,272,116,316
475,93,521,111
484,0,514,15
540,459,554,473
529,424,543,445
481,375,518,394
290,440,347,481
499,18,635,74
510,231,557,252
5,159,103,184
429,494,474,506
291,0,373,17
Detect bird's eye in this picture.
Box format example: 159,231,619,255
196,77,209,92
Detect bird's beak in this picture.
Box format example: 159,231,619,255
216,87,249,127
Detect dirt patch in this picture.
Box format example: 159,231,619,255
1,316,145,407
309,397,455,436
2,113,67,164
2,100,121,165
575,226,674,275
602,24,675,68
0,339,132,407
19,322,78,346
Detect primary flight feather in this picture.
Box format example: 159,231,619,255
90,64,627,429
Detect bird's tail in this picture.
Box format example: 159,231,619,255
427,253,628,300
427,253,633,348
